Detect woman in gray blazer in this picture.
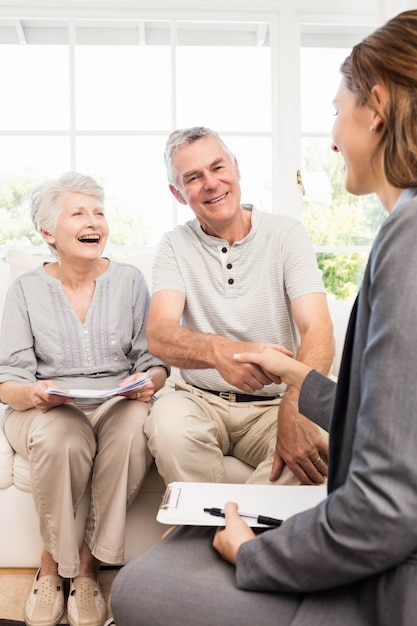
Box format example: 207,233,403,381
111,9,417,626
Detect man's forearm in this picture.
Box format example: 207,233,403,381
147,321,221,369
296,324,335,376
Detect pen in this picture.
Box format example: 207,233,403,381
203,507,282,527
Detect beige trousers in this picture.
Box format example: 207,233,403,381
5,396,151,578
145,383,324,486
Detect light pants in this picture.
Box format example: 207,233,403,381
145,383,327,485
5,396,151,578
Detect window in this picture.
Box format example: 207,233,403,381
299,24,386,299
0,16,273,251
0,3,389,300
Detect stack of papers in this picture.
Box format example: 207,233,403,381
47,374,150,400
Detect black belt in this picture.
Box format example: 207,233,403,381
193,385,280,403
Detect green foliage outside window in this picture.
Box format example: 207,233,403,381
315,252,369,301
302,138,386,300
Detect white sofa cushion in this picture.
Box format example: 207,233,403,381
0,427,13,488
7,248,53,279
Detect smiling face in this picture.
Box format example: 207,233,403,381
41,190,109,262
169,136,242,234
331,77,383,197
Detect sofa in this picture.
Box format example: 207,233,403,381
0,248,353,568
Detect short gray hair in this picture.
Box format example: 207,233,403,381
31,171,104,256
164,127,235,186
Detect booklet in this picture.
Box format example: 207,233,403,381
157,481,327,527
46,374,150,400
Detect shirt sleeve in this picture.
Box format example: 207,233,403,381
127,267,170,375
282,221,326,302
0,279,37,384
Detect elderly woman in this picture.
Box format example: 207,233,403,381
0,172,168,626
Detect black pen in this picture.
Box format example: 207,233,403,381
203,507,282,527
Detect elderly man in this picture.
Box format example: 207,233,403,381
145,126,334,486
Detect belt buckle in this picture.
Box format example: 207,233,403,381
219,391,236,402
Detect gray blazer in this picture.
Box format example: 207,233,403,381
237,189,417,624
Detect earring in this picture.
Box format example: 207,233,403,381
370,126,375,132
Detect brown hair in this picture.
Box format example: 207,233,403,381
341,10,417,188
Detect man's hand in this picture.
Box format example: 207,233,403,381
213,340,292,393
212,502,256,565
270,391,328,485
233,346,309,390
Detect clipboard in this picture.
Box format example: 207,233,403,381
157,482,327,527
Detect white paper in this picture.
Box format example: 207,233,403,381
46,374,150,400
157,481,327,527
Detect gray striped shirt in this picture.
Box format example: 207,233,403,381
153,205,325,394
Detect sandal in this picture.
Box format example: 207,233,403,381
24,568,65,626
67,577,106,626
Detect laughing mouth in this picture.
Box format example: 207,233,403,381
206,193,227,204
78,235,100,244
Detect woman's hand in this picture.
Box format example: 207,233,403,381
120,366,167,403
212,501,256,565
234,346,311,391
120,373,154,403
29,381,74,413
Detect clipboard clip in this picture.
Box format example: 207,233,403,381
160,485,181,509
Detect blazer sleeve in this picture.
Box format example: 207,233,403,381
298,370,336,432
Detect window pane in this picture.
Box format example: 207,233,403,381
227,136,272,211
75,136,172,247
316,251,370,300
300,47,350,133
75,44,171,131
0,45,69,130
301,137,386,299
301,137,385,246
0,137,70,247
0,136,70,177
300,42,386,300
176,46,271,131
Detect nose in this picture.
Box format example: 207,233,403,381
203,171,219,189
85,211,100,227
331,143,339,153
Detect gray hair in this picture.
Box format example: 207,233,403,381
31,171,104,256
164,127,235,187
